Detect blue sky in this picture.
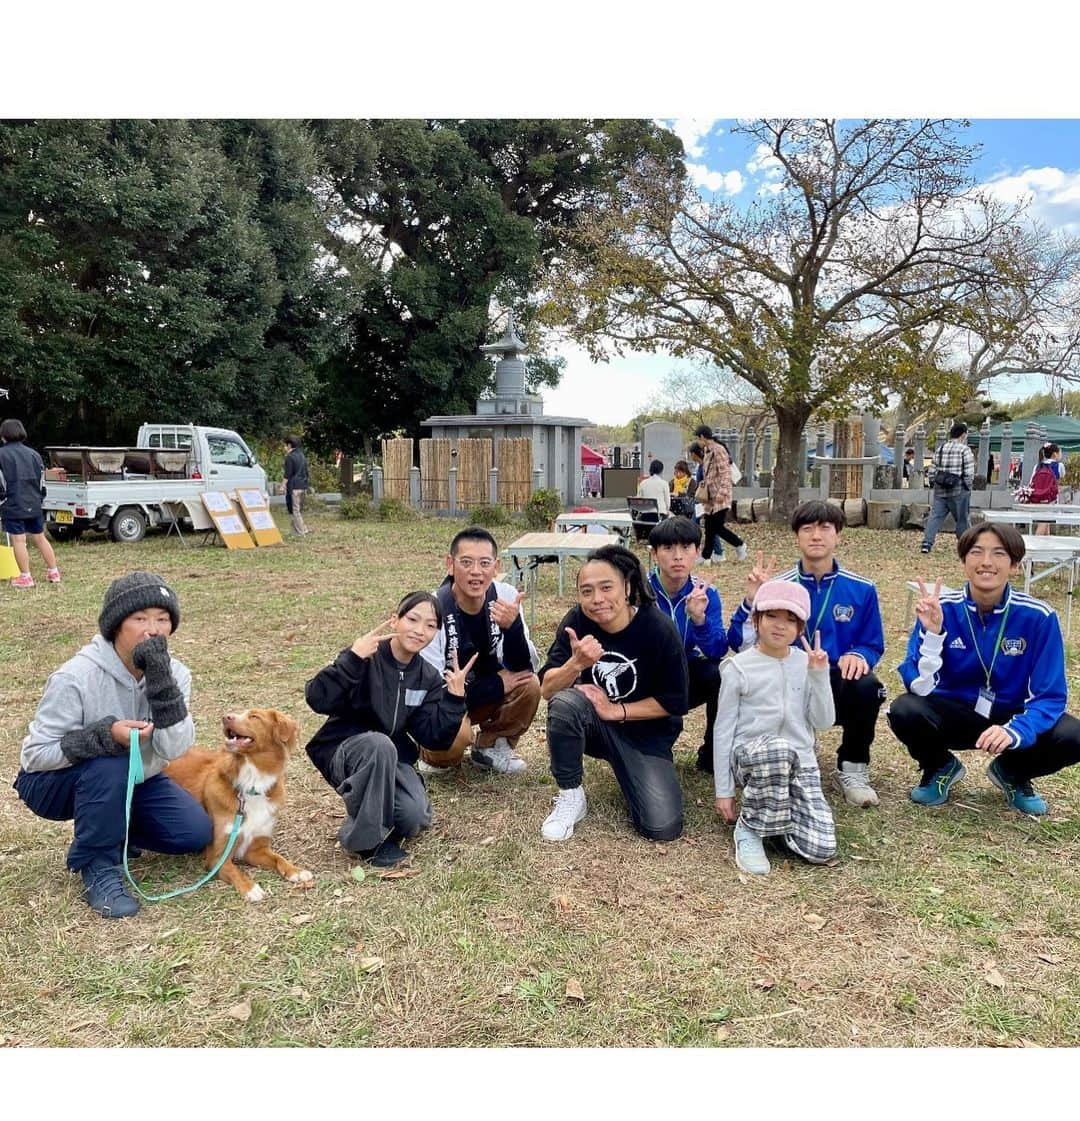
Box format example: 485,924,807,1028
543,119,1080,425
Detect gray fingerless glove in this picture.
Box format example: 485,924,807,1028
132,635,188,729
60,717,124,764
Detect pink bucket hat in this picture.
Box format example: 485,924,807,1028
753,579,810,622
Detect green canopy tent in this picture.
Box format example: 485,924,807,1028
982,415,1080,453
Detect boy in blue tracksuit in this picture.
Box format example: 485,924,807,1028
888,522,1080,815
726,500,885,807
647,517,727,772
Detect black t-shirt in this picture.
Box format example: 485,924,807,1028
540,602,689,755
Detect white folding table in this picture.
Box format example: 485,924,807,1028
505,532,619,626
554,511,634,546
982,508,1080,534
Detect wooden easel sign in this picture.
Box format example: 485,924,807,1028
200,491,255,549
235,488,283,547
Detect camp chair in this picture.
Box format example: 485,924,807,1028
627,497,664,542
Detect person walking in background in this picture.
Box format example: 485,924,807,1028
0,417,60,588
1029,443,1062,536
920,422,975,555
282,434,310,537
636,458,670,516
693,425,747,565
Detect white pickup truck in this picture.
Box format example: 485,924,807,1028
43,424,268,542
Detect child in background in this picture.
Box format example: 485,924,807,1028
712,579,837,875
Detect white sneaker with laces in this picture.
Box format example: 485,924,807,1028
541,786,587,841
733,819,771,875
833,762,880,807
735,543,749,561
418,758,454,776
472,737,527,774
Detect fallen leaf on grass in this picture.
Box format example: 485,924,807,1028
563,978,585,1002
357,956,384,974
736,873,749,885
715,1026,732,1042
487,811,507,832
287,986,310,1000
158,927,181,940
654,844,669,855
291,877,315,890
984,964,1006,988
803,912,827,931
66,1019,97,1032
555,895,571,912
479,836,496,846
795,977,817,992
1037,954,1063,966
702,1007,732,1023
927,886,945,896
377,867,419,880
290,913,315,926
753,978,775,991
353,940,366,954
351,866,366,883
226,1001,252,1022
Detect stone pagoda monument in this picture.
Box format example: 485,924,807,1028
422,313,591,505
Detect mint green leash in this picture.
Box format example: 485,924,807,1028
123,728,244,901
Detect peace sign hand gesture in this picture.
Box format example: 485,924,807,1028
351,617,396,660
565,627,604,670
914,578,944,635
745,551,777,608
686,578,710,626
800,630,829,672
445,650,479,697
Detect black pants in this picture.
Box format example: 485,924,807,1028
546,688,683,841
830,666,887,767
700,509,743,559
887,693,1080,781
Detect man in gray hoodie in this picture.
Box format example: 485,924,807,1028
13,572,212,918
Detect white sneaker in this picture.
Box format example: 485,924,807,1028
541,786,587,841
708,554,725,565
418,758,454,776
733,820,770,874
472,738,528,774
833,762,880,807
735,543,748,561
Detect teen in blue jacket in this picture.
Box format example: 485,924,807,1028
647,517,727,771
889,522,1080,815
726,500,885,807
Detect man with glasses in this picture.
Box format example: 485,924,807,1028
418,527,540,774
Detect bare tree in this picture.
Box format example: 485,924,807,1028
548,119,1033,519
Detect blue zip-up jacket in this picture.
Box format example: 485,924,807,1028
726,560,885,668
648,569,727,661
897,583,1066,749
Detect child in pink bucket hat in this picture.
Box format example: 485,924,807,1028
711,578,837,875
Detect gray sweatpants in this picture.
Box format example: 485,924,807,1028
329,732,433,854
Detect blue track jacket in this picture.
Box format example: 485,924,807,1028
727,560,885,668
648,569,727,661
897,583,1066,749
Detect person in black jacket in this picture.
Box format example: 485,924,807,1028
305,591,470,867
0,418,60,588
538,544,689,844
282,434,310,537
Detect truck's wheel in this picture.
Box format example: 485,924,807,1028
47,523,84,543
109,507,147,543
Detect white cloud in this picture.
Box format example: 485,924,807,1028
982,166,1080,232
747,142,783,179
669,118,721,159
687,163,745,195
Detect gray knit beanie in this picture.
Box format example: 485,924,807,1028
98,571,181,642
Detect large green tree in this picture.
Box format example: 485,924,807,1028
305,119,683,452
0,119,341,444
548,118,1035,519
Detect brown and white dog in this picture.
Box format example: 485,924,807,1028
166,708,312,902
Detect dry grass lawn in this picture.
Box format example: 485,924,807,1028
2,504,1079,1048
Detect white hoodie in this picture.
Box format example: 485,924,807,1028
20,634,195,774
712,644,835,799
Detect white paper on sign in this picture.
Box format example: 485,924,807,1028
237,489,265,508
202,492,232,513
248,510,275,530
216,514,246,535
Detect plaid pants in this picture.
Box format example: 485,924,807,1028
733,735,836,863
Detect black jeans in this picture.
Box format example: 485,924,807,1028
830,666,887,766
701,509,743,559
887,693,1080,781
546,688,683,841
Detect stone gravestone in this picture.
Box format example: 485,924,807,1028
641,421,685,485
